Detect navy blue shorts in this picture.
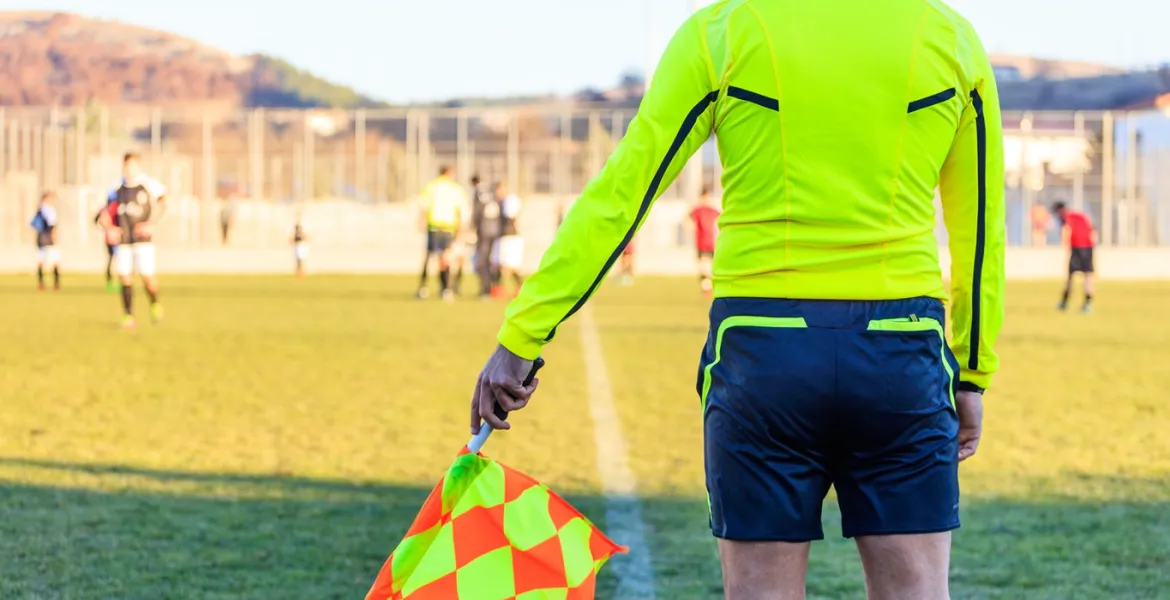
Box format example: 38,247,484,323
426,230,455,254
699,297,961,541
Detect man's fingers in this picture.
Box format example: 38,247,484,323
479,405,510,431
493,386,529,413
478,383,510,431
470,374,486,434
958,438,980,462
502,377,539,401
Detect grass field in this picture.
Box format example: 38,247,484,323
1,274,1168,599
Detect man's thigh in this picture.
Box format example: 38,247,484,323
38,247,60,265
855,532,952,600
718,539,811,600
115,245,135,277
135,244,158,278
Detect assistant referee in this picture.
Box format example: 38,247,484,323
470,1,1006,598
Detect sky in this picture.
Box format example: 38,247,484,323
11,0,1170,103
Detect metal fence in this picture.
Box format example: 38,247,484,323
1,104,1167,248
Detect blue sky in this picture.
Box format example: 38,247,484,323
15,0,1170,103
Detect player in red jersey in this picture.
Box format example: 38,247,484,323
618,237,636,286
1051,202,1096,313
688,186,721,295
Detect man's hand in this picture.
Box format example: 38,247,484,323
955,390,984,462
471,345,539,434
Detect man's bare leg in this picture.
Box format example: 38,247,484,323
438,248,455,300
719,540,810,600
856,533,951,600
417,251,433,298
1059,273,1075,310
142,275,163,323
1082,272,1095,312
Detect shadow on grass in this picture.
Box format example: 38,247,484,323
0,458,619,600
162,285,415,304
1,460,1167,600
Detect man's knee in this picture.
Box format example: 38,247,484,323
856,533,951,600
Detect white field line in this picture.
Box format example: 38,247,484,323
578,305,658,599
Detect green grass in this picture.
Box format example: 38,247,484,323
1,275,1168,599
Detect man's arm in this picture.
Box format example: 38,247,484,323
97,205,114,229
939,29,1006,392
147,177,168,220
497,14,716,359
417,182,433,233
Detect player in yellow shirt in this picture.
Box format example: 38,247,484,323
416,166,470,301
469,0,1006,597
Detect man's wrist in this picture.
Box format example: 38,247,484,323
957,382,985,394
497,322,543,361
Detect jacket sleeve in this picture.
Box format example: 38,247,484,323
497,14,717,359
939,27,1007,391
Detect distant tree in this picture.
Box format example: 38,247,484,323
575,88,607,103
247,55,390,109
618,70,645,89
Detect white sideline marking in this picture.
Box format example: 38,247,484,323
578,305,658,599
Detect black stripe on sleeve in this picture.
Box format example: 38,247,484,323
727,86,779,112
908,88,957,113
968,89,987,371
543,90,720,342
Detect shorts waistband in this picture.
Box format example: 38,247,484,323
709,297,945,330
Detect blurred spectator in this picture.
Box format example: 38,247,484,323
220,196,237,246
1031,202,1051,246
493,181,525,297
470,175,502,299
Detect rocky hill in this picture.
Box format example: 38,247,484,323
0,11,386,108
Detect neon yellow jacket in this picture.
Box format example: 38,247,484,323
419,176,469,232
498,0,1006,390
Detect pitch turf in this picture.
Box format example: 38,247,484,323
0,274,1167,599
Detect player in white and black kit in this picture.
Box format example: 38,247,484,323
30,191,61,291
492,181,525,296
98,153,167,328
291,221,309,278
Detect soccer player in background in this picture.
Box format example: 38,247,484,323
617,236,635,286
291,221,309,278
416,166,468,301
99,153,167,328
94,199,119,292
1030,202,1051,247
469,2,1005,598
493,181,525,297
1052,201,1096,313
469,175,502,299
688,186,720,295
30,191,61,291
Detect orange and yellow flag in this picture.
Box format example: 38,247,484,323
366,449,625,600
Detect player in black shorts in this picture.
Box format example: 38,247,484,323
469,175,503,299
1052,202,1097,313
98,153,168,328
416,167,468,300
30,191,61,291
